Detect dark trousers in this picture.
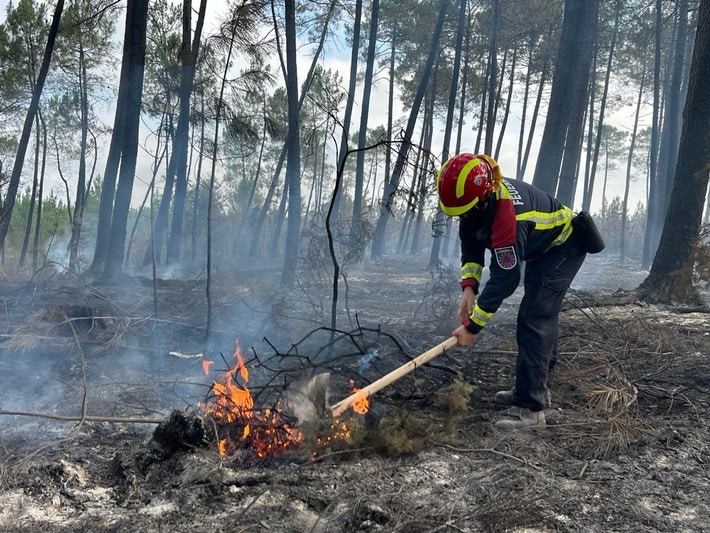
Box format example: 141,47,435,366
512,232,587,411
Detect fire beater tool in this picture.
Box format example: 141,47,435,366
301,336,458,419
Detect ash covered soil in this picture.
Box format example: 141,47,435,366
0,253,709,532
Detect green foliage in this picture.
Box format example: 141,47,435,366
595,197,646,259
0,0,48,126
4,189,70,265
436,378,474,415
298,376,476,460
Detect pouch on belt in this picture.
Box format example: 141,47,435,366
573,211,606,254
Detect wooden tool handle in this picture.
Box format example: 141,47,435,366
329,336,458,417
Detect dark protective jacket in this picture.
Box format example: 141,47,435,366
459,178,574,334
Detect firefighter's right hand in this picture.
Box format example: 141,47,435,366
453,325,477,347
458,286,476,325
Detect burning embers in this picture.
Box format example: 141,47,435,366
199,342,304,458
150,340,370,461
349,379,370,415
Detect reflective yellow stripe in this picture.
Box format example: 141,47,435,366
461,262,483,282
552,217,574,245
470,304,495,328
516,206,574,245
456,158,483,198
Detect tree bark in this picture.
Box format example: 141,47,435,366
639,0,710,304
167,0,208,264
641,0,664,268
429,0,466,270
582,0,621,212
532,0,599,196
102,0,149,280
350,0,379,249
281,0,301,288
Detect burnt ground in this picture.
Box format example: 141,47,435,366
0,253,708,532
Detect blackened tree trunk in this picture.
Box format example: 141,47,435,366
428,0,466,270
555,0,598,208
532,0,599,196
68,42,90,273
101,0,149,280
646,0,690,261
641,0,664,268
331,0,362,223
18,114,42,268
92,4,133,271
281,0,301,288
166,0,207,264
639,0,710,304
0,0,63,254
249,0,336,256
350,0,379,249
582,0,621,213
484,0,499,155
32,114,48,271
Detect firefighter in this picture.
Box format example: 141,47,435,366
437,153,602,430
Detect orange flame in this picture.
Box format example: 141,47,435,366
349,379,370,414
199,341,303,458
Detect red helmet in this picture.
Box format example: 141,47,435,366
437,154,494,216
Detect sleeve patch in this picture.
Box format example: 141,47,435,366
494,246,518,270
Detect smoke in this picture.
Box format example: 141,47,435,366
358,347,380,374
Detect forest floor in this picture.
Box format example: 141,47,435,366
0,251,708,532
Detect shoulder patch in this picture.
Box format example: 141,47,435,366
494,246,518,270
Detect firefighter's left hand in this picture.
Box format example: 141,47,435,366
453,325,477,347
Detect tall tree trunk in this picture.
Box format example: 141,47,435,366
412,103,434,256
102,0,149,280
249,0,336,256
429,0,466,270
396,124,426,254
69,42,89,273
19,114,41,268
639,0,710,304
621,67,646,264
331,0,363,222
92,1,134,271
191,90,206,265
350,0,380,249
269,181,288,257
281,0,301,288
583,0,621,212
32,115,48,271
0,0,64,253
520,63,547,181
370,0,448,261
516,40,534,179
532,0,598,195
494,43,517,160
167,0,208,264
548,0,599,205
653,0,689,243
484,0,499,155
641,0,664,268
143,114,175,266
206,8,239,340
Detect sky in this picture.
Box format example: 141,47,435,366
0,0,652,216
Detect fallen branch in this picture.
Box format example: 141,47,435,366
0,409,164,424
434,442,541,469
